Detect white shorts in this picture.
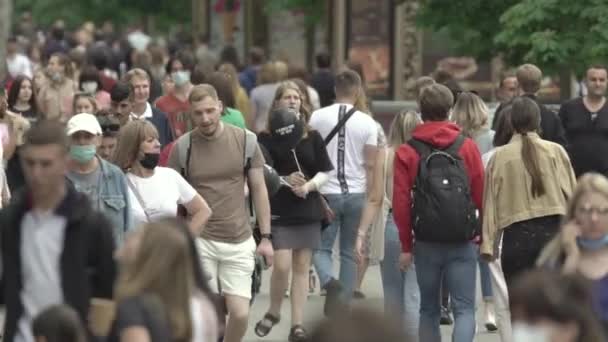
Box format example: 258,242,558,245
196,236,256,299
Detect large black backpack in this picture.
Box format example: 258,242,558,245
409,134,479,243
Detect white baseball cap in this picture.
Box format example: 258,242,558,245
66,113,103,136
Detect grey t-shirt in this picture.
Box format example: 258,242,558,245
67,168,102,208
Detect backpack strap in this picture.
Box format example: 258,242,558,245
408,134,466,159
243,128,258,175
443,134,466,157
177,131,193,178
407,138,433,159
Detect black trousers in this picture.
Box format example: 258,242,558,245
501,215,561,289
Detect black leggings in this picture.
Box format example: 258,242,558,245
501,215,561,289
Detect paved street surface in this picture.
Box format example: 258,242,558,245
245,265,501,342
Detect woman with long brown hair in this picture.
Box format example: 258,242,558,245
109,218,219,342
481,96,577,288
254,81,333,342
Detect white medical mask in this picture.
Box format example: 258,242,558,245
512,322,550,342
81,81,98,94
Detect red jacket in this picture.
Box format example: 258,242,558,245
393,121,484,253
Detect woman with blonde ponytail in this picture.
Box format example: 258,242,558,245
481,96,577,290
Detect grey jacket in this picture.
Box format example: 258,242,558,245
67,157,132,246
473,128,496,155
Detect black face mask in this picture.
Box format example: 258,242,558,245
139,153,160,170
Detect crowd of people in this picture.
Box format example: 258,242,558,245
1,18,608,342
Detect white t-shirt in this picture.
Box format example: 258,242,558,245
127,167,197,229
310,103,378,194
7,53,33,79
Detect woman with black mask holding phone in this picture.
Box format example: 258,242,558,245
113,120,212,233
254,82,333,342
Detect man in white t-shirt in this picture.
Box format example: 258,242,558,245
6,37,33,79
309,69,378,315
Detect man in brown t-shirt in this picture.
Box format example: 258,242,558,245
168,84,273,342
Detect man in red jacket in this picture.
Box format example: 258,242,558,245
393,83,484,342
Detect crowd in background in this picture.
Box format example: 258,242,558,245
1,15,608,342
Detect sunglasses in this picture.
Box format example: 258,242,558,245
101,123,120,133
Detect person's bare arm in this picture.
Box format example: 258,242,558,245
355,148,385,261
120,327,151,342
364,144,378,193
183,194,212,236
248,166,274,265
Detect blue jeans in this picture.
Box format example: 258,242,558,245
479,259,493,299
381,214,420,342
415,241,477,342
313,193,365,300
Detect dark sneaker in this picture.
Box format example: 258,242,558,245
323,278,345,317
440,306,453,325
353,290,366,299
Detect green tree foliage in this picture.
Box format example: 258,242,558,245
416,0,519,61
13,0,190,32
417,0,608,75
496,0,608,75
264,0,326,26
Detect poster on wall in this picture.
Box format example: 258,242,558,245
210,0,245,61
346,0,393,99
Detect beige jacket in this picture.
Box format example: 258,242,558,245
481,133,576,256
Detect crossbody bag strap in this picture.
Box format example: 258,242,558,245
126,175,151,222
324,106,357,145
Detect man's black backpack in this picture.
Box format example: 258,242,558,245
409,134,479,243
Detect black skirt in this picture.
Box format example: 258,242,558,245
501,215,561,288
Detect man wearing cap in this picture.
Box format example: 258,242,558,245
66,113,132,246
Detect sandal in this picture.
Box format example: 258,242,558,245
254,313,281,337
288,325,308,342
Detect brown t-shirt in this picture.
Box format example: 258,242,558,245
168,123,264,243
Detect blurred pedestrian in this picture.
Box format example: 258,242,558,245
355,109,422,341
32,305,87,342
219,62,251,122
155,50,195,138
559,64,608,176
509,270,605,342
7,75,39,120
538,172,608,332
205,71,246,129
78,65,111,110
452,91,498,332
0,120,115,342
37,52,75,121
72,93,98,115
109,218,219,342
250,62,281,133
123,68,173,146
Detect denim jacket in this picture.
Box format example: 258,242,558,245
67,157,132,246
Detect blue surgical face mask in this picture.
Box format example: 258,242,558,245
577,234,608,251
172,71,190,86
70,144,97,163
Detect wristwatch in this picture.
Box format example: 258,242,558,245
260,233,273,241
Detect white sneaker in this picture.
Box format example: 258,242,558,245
484,301,498,332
